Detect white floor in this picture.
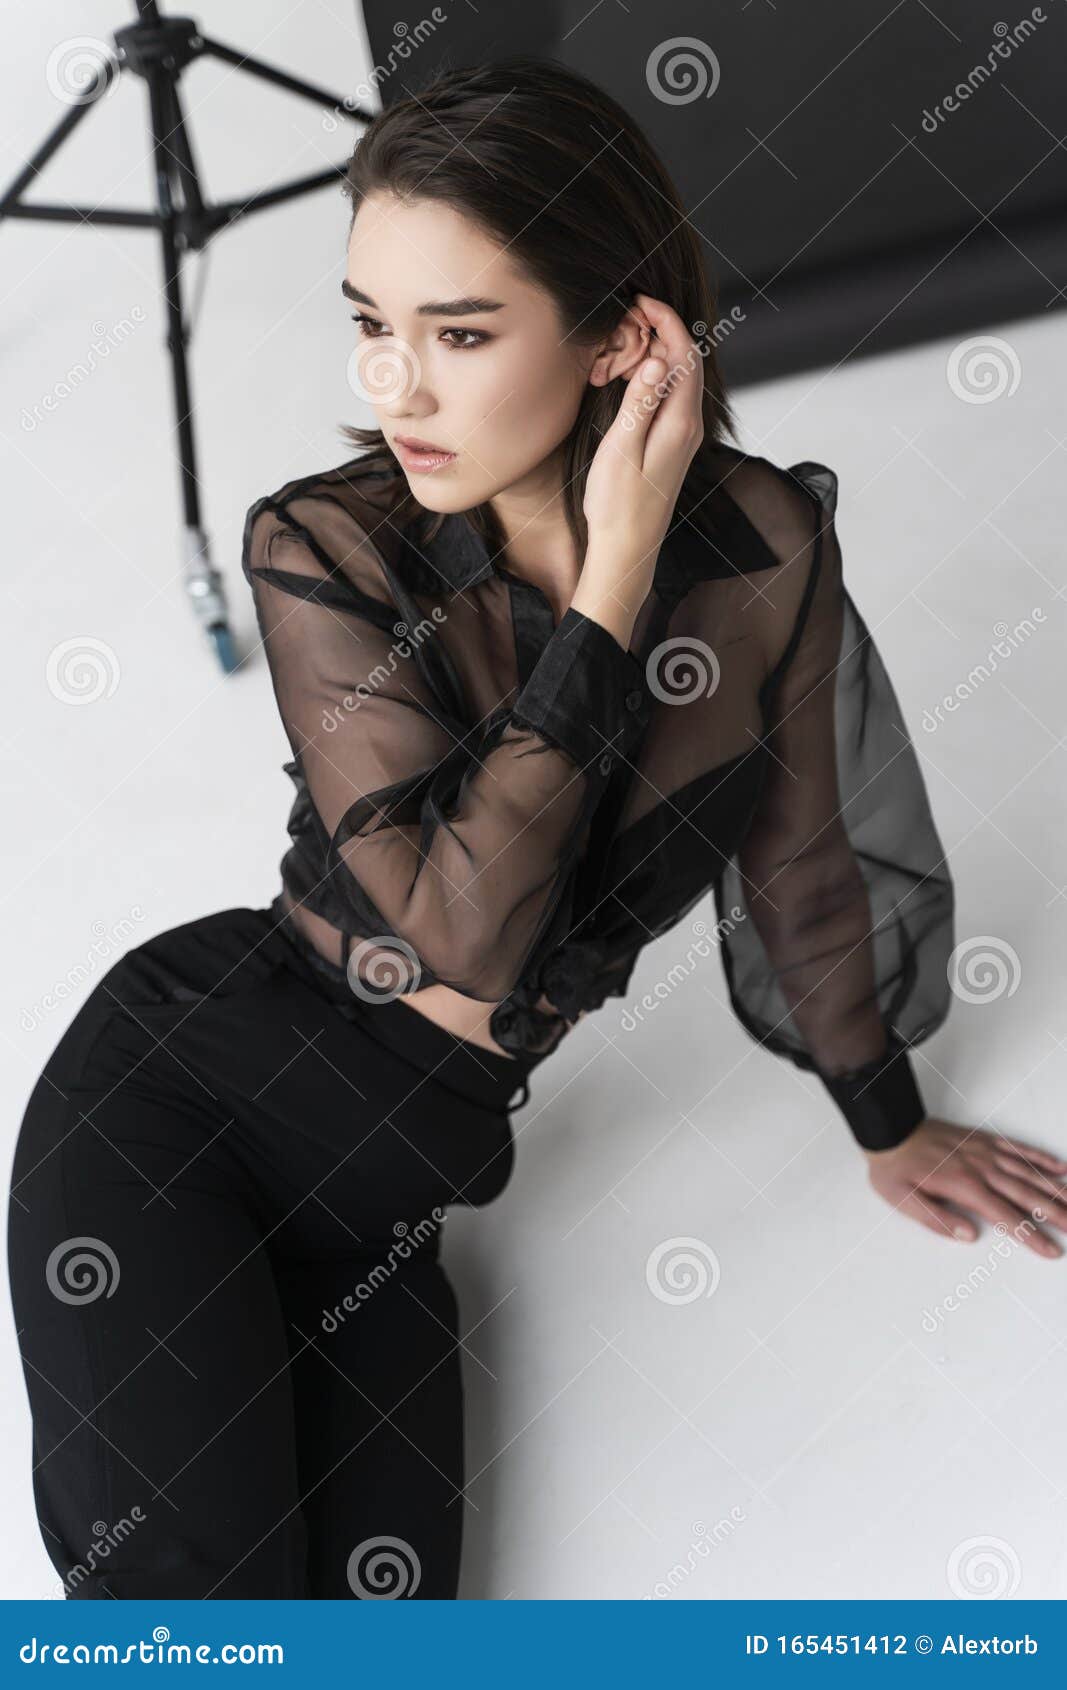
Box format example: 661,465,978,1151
3,4,1066,1602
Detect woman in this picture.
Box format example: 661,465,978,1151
9,56,1066,1603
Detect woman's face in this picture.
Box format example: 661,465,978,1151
344,192,596,514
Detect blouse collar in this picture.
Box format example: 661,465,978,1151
420,510,499,592
416,507,696,596
402,476,780,596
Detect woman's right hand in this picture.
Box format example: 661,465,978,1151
582,292,705,575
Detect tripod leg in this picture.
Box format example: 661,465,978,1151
160,69,206,227
143,65,236,672
196,36,374,124
0,97,100,217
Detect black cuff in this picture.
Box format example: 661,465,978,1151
817,1032,927,1152
509,606,651,787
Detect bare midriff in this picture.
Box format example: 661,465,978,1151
278,888,579,1058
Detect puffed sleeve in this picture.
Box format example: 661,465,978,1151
242,487,651,1002
715,460,955,1151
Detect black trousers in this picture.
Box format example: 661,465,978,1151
7,904,531,1599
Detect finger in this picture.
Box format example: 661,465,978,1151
989,1131,1067,1172
992,1149,1067,1198
955,1182,1062,1259
984,1163,1067,1234
632,294,689,371
635,295,710,469
632,294,704,433
895,1189,978,1243
604,352,670,463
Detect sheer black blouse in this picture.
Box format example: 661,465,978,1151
241,442,955,1151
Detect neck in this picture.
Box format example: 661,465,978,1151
490,455,581,613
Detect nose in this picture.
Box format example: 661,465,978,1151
382,388,436,423
382,389,439,431
371,340,436,424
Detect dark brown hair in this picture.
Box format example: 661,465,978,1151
339,54,740,564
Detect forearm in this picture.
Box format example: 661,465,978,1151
332,598,653,999
739,831,928,1149
742,840,890,1072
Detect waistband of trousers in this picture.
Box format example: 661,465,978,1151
266,895,535,1113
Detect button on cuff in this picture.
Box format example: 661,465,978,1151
509,605,651,780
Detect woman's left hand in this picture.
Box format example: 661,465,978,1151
865,1117,1067,1259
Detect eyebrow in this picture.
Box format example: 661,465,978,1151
341,278,506,317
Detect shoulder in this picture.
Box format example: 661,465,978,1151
241,451,408,587
244,448,401,534
695,444,838,569
681,444,843,695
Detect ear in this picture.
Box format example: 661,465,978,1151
587,304,656,388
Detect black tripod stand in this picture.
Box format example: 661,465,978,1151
2,0,372,671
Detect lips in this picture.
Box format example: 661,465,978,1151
395,434,453,455
393,435,457,475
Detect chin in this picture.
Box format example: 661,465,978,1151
406,472,496,516
405,481,471,514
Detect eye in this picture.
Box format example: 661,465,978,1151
350,311,387,339
349,313,489,351
439,328,491,351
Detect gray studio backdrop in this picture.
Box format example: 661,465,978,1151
363,0,1067,384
